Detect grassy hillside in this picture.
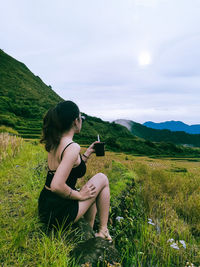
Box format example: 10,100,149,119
1,134,199,266
0,49,62,138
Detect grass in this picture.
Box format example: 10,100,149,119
0,134,79,266
0,133,200,266
0,132,23,162
113,155,200,266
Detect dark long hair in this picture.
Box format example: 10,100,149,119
40,101,80,152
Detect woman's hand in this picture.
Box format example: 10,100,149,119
85,141,100,157
79,183,96,201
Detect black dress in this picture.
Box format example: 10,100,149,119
38,142,86,230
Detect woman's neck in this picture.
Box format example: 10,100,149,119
62,129,75,140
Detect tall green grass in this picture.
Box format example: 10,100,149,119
1,134,200,266
113,157,200,266
0,135,78,266
0,132,22,161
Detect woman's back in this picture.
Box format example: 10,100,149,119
38,140,86,229
47,138,80,171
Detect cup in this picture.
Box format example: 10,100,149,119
94,142,105,156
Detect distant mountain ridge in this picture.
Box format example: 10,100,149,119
143,121,200,134
114,119,200,147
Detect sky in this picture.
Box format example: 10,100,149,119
1,0,200,124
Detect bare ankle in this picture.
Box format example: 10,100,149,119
99,226,108,231
95,228,112,241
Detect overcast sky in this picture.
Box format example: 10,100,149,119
1,0,200,124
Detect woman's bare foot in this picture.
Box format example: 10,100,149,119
95,228,112,241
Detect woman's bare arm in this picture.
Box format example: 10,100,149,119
82,141,100,162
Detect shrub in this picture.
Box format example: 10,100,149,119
0,125,18,135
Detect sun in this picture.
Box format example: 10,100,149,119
138,51,151,66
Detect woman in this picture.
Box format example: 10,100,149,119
38,100,112,241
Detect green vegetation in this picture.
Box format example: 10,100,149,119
1,134,199,266
0,132,23,162
0,49,62,138
0,125,18,135
0,134,77,266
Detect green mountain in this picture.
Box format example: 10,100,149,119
0,49,200,157
114,119,200,147
0,49,62,138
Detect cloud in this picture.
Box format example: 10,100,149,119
0,0,200,124
156,34,200,78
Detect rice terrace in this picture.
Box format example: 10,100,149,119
0,131,199,266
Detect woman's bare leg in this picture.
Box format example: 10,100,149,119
83,201,97,228
74,173,110,234
96,182,110,230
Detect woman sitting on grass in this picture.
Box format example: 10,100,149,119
38,100,112,241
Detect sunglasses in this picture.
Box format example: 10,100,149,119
81,115,86,122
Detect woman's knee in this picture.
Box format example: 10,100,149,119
97,172,109,186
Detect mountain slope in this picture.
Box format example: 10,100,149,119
144,121,200,134
0,49,62,137
114,119,200,147
1,49,200,156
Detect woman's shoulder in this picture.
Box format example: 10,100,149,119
69,142,80,150
61,141,80,154
58,141,80,162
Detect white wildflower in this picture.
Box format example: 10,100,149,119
179,240,186,249
116,216,124,222
148,218,155,226
170,243,179,250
